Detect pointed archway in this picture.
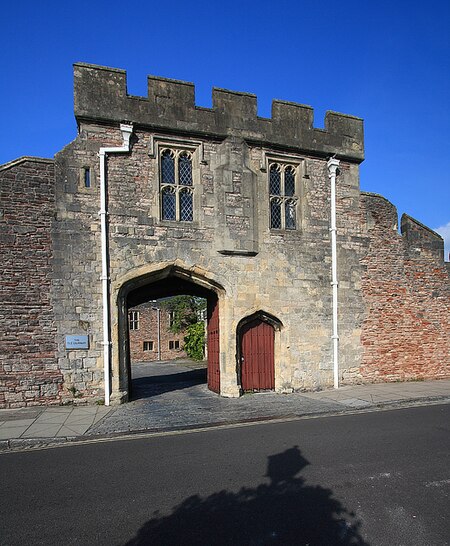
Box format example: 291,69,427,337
116,265,224,401
237,311,282,392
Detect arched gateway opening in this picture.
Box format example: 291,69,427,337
116,266,223,401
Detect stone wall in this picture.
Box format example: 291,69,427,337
55,120,366,400
0,158,63,407
51,131,106,403
358,193,449,382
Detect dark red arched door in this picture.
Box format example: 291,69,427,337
207,297,220,393
240,319,274,391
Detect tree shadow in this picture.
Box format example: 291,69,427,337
124,445,369,545
131,368,207,400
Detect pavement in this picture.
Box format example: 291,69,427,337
1,359,449,452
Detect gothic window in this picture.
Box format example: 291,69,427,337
269,163,298,230
129,310,140,330
160,149,194,222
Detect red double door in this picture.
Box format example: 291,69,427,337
240,319,275,391
207,298,220,393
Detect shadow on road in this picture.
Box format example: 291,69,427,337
131,367,207,400
125,445,368,545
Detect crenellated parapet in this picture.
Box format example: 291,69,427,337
73,62,364,163
401,214,445,261
361,193,446,263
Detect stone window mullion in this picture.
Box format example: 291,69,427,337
160,148,194,223
269,162,298,231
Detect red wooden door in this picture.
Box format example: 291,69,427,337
240,319,274,391
207,297,220,393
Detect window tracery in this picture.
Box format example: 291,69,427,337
160,149,194,222
269,163,298,230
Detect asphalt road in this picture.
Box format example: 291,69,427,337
1,404,449,546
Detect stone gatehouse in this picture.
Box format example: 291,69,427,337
0,62,448,408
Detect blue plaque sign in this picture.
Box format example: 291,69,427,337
65,335,89,350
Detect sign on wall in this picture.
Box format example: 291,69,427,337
65,335,89,350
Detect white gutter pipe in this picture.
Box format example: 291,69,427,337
99,123,133,405
151,306,162,361
327,157,340,389
157,308,161,361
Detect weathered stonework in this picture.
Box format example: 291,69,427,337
358,194,449,382
0,62,448,408
0,158,63,407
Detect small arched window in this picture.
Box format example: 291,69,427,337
180,188,193,221
160,149,194,222
269,164,281,196
270,197,282,230
269,163,298,230
161,186,176,221
161,150,175,184
178,153,192,186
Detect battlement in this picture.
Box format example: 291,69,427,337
401,214,445,261
74,63,364,162
361,193,445,263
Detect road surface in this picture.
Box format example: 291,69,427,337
1,404,449,545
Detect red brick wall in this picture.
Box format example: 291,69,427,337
128,303,187,362
0,158,62,407
359,193,450,382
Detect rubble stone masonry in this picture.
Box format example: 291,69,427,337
0,158,63,407
359,193,449,382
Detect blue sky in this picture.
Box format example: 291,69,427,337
1,0,449,257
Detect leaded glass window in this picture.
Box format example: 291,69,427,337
179,153,192,186
269,163,298,230
269,164,281,195
160,148,194,222
270,198,282,229
285,199,296,230
180,188,193,221
162,186,176,220
161,150,175,184
285,167,295,196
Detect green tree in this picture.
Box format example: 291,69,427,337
184,322,206,361
161,296,206,334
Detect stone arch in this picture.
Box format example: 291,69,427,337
111,262,226,403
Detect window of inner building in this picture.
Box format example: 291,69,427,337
129,310,140,330
169,340,180,350
143,341,154,351
169,311,175,328
269,163,298,230
160,149,194,222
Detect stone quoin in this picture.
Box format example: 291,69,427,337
0,62,448,408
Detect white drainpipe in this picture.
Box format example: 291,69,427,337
152,306,161,361
327,157,340,389
99,123,133,405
